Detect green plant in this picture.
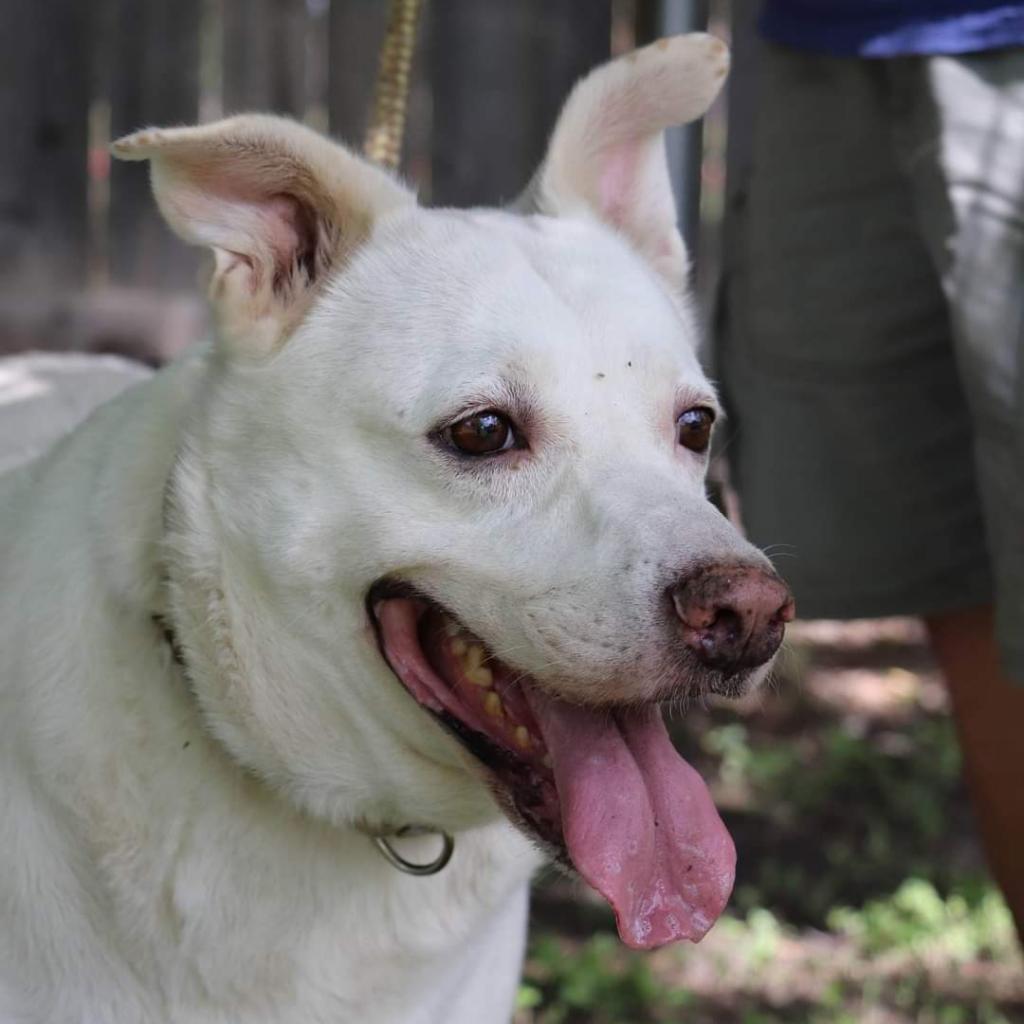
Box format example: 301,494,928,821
828,878,1017,962
699,714,977,926
522,934,692,1023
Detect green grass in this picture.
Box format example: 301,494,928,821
519,884,1021,1023
696,715,977,926
518,934,692,1024
829,877,1018,962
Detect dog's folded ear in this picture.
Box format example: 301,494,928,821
518,33,728,293
112,115,414,355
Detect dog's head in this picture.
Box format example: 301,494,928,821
115,35,791,949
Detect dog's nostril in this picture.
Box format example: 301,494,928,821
715,607,739,637
702,607,741,653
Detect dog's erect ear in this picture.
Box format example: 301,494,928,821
519,34,728,292
112,115,414,355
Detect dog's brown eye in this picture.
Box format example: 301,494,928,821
447,410,516,456
677,407,715,454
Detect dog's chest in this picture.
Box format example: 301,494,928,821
204,877,529,1024
122,813,535,1023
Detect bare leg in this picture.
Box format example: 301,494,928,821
926,605,1024,939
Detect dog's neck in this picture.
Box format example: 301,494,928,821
151,601,456,873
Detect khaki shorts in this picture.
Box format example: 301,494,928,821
718,43,1024,681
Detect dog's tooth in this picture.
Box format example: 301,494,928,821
465,644,486,672
450,637,468,657
484,692,504,719
466,666,493,688
514,726,531,750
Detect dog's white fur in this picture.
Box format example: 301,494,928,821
0,35,759,1024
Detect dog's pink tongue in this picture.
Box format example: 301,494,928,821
531,694,736,949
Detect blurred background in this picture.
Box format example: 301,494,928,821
2,2,1022,1021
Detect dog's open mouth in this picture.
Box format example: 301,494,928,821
369,588,735,950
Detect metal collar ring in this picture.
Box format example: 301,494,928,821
373,826,455,877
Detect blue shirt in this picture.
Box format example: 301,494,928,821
759,1,1024,57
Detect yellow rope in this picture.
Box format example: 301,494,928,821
363,0,423,171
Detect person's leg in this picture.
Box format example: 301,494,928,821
926,605,1024,936
895,50,1024,682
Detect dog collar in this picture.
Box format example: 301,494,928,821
154,615,455,877
153,613,186,667
371,825,455,876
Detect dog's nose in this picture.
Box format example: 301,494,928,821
672,563,794,673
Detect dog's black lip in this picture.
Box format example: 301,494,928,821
364,577,427,653
365,577,425,612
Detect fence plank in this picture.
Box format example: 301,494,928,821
429,0,611,207
108,0,201,289
223,0,307,116
327,0,390,148
0,0,91,292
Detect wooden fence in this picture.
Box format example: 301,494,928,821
1,0,714,362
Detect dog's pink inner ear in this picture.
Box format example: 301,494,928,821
535,91,688,292
588,134,683,287
251,193,322,293
595,143,643,232
159,160,334,298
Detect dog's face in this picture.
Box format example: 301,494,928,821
116,35,791,950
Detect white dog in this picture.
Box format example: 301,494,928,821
0,35,792,1024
